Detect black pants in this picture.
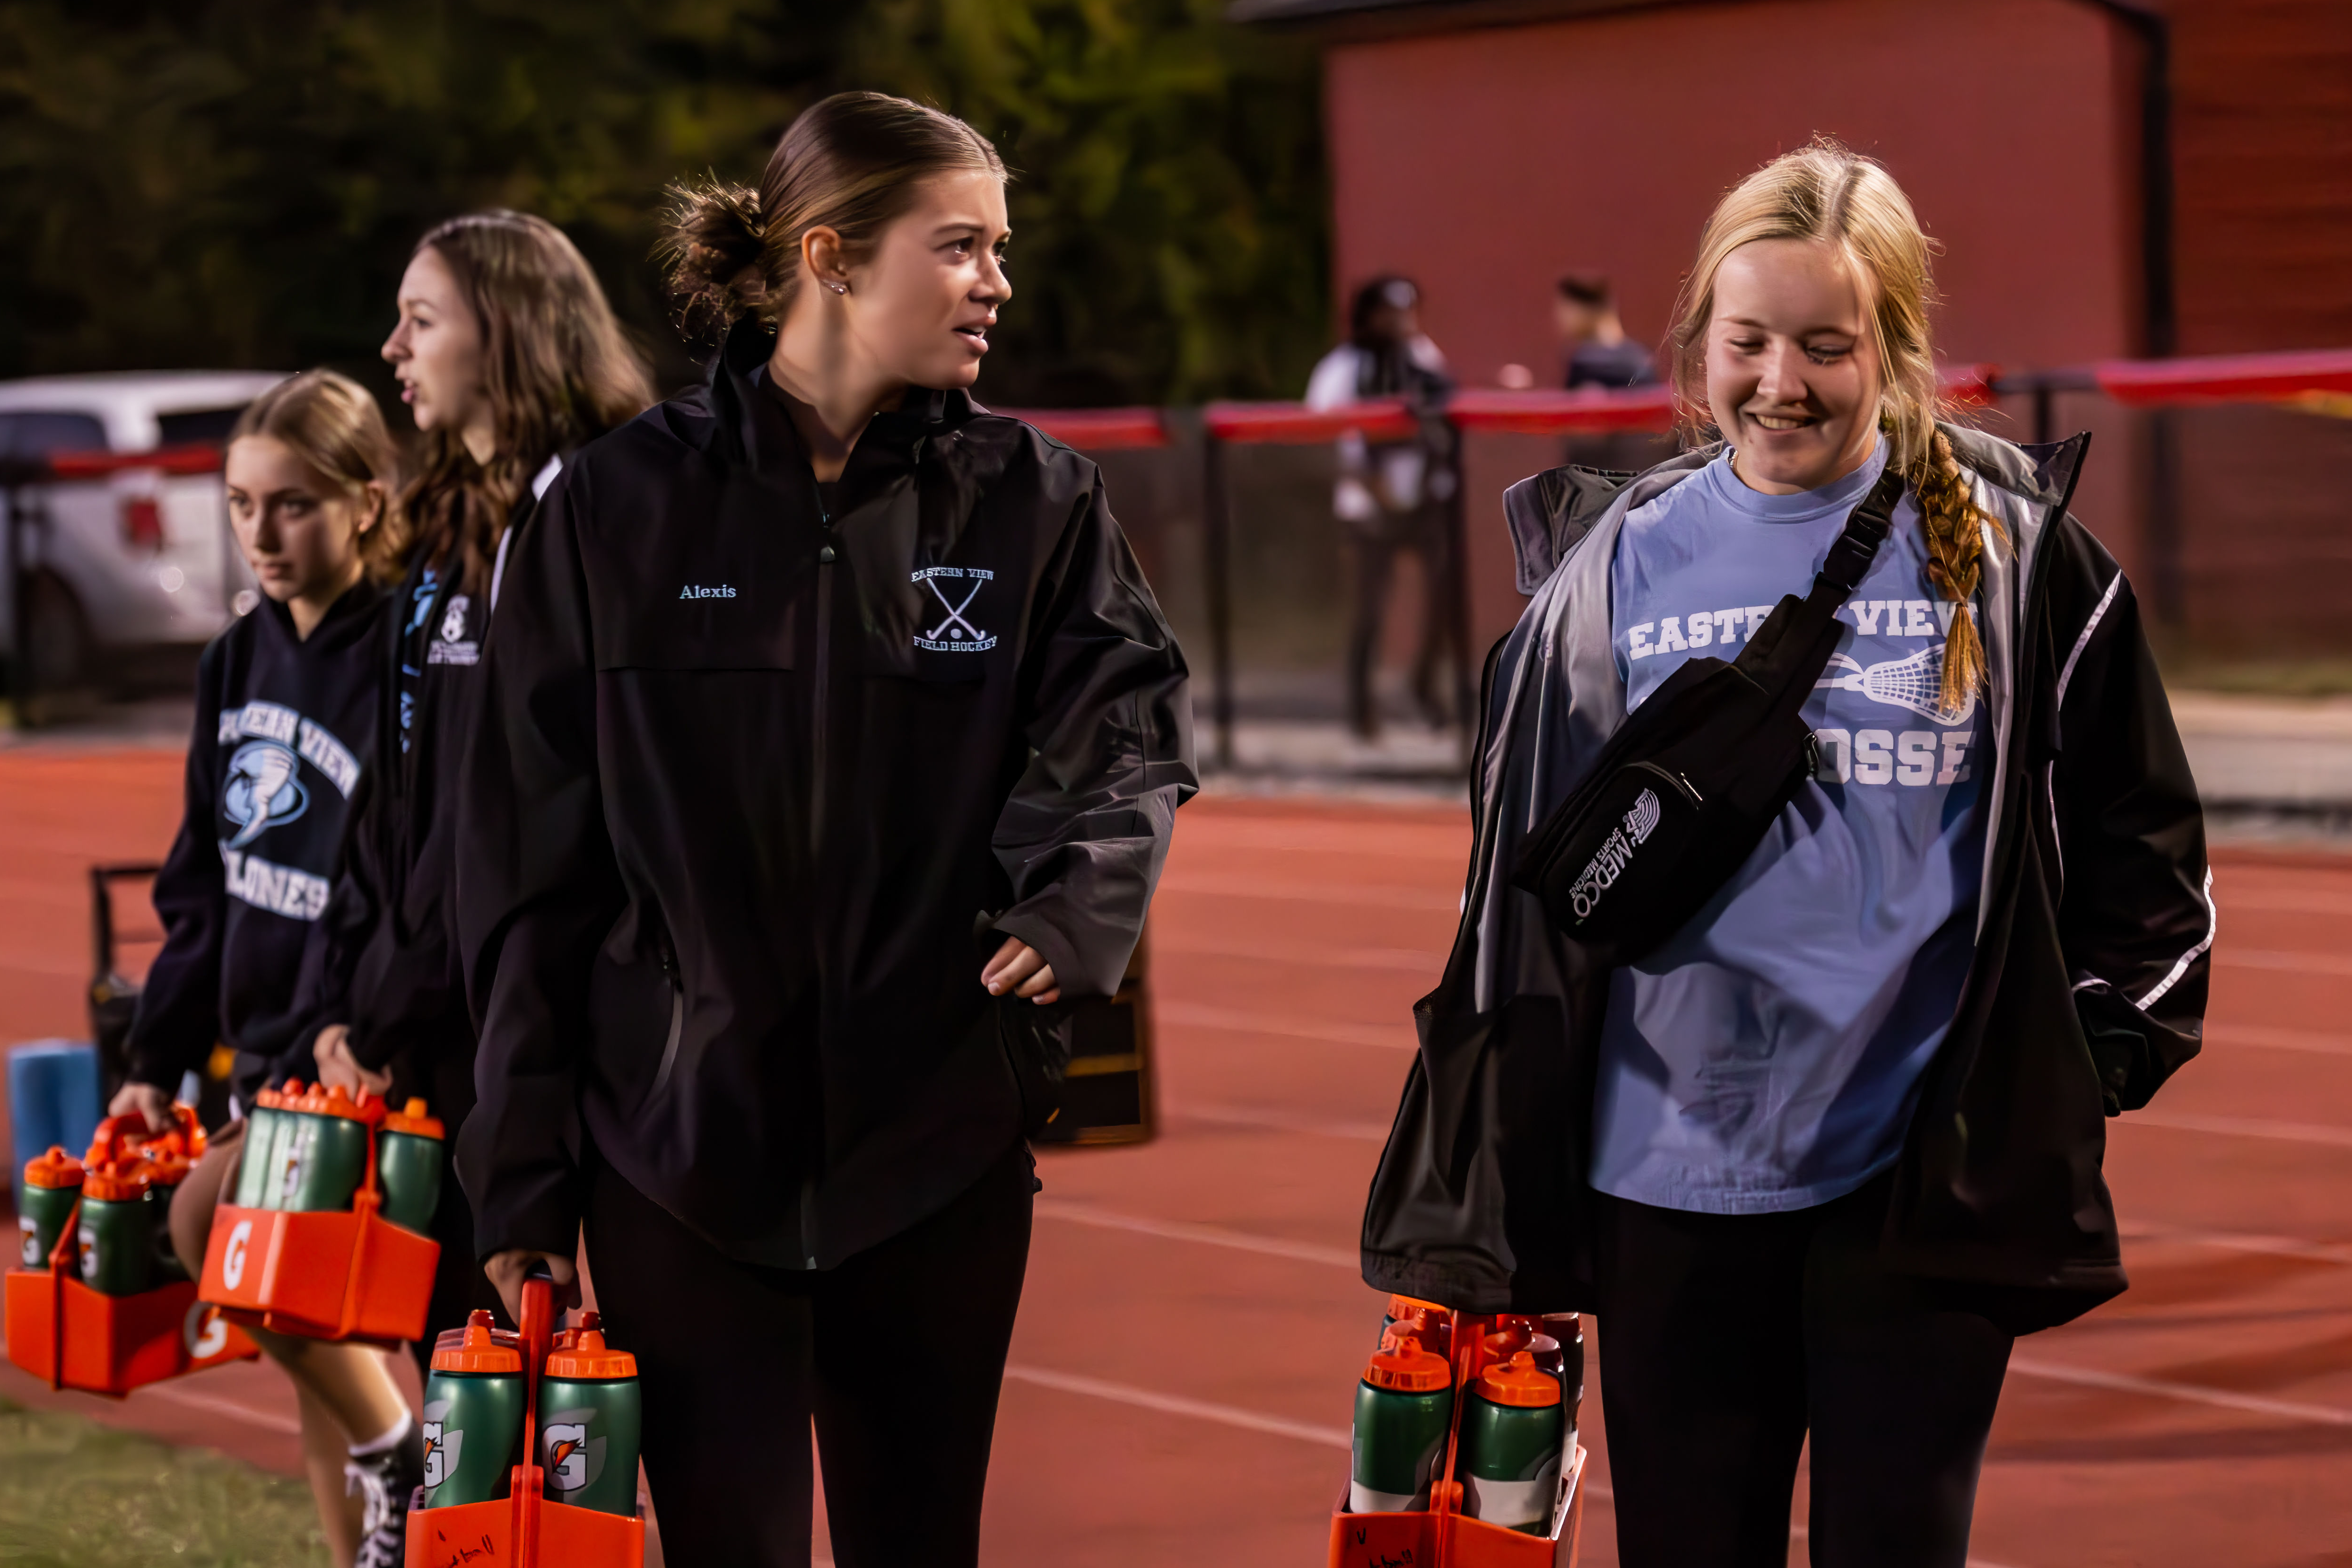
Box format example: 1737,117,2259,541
1592,1176,2013,1568
1346,514,1454,737
585,1142,1035,1567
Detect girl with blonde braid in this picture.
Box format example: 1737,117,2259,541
1362,139,2213,1567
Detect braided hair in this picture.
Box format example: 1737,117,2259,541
1668,138,1997,713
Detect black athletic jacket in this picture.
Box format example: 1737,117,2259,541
301,486,538,1126
127,582,388,1102
457,321,1195,1270
1362,428,2212,1334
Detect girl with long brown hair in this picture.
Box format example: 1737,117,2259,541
1361,140,2213,1566
303,212,652,1403
456,92,1193,1563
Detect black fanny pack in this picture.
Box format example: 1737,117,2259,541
1510,467,1905,964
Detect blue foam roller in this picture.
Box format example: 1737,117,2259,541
9,1040,102,1203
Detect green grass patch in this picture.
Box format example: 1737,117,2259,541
0,1397,327,1567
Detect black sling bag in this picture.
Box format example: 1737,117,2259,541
1510,466,1906,964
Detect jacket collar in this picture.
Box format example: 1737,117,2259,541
697,317,974,473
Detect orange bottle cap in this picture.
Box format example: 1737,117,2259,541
383,1097,445,1140
81,1160,149,1202
545,1313,637,1380
1484,1319,1533,1357
1363,1338,1452,1394
431,1310,525,1375
1386,1293,1447,1320
138,1150,192,1188
1475,1350,1561,1408
23,1146,84,1189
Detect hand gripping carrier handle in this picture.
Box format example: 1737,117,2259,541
1510,467,1904,964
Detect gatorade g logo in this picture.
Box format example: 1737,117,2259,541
77,1225,96,1280
184,1302,230,1359
220,1219,254,1290
17,1216,36,1268
542,1411,604,1493
422,1420,460,1489
1567,787,1664,922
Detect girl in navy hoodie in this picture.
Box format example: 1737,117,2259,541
111,371,421,1568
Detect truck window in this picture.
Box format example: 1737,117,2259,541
156,407,251,447
0,411,109,458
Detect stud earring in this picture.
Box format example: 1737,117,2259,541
829,281,848,296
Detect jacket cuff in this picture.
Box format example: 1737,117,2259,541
989,906,1097,1001
469,1183,582,1264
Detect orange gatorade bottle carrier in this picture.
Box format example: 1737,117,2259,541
198,1086,439,1343
406,1276,647,1567
5,1114,256,1396
1331,1307,1588,1568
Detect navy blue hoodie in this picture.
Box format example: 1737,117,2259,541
126,580,391,1102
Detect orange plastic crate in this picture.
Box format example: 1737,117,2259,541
1328,1311,1587,1568
405,1274,644,1568
4,1201,258,1396
199,1195,438,1343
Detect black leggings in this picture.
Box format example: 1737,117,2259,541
1591,1175,2013,1568
584,1141,1035,1567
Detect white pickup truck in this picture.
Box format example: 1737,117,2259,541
1,370,288,699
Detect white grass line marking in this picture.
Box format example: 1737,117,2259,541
1157,872,1461,913
1176,1101,1392,1142
2123,1109,2352,1150
2007,1357,2352,1428
2216,947,2352,978
1154,932,1450,973
1158,1000,1413,1050
1002,1363,1352,1449
1035,1196,1359,1269
131,1380,303,1436
2121,1224,2352,1268
2205,1023,2352,1056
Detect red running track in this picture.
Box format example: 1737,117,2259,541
4,754,2350,1566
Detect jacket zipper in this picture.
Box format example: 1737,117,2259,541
810,479,834,855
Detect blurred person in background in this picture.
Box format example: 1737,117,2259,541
1555,270,1658,390
109,371,418,1568
300,211,653,1388
1364,140,2212,1568
1306,276,1459,739
457,92,1192,1565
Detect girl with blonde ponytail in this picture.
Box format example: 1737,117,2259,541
1363,136,2216,1568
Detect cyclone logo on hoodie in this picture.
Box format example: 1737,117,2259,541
222,740,309,846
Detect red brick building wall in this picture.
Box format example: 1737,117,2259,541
1297,0,2352,655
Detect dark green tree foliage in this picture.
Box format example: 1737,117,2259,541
0,0,1327,405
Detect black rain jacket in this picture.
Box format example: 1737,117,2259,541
457,322,1196,1271
127,582,388,1102
1362,427,2212,1334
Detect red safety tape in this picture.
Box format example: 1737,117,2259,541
2093,347,2352,408
1204,400,1420,444
994,407,1169,450
40,444,226,479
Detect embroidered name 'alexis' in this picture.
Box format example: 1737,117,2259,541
679,584,737,600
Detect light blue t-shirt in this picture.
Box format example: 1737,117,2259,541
1590,445,1986,1214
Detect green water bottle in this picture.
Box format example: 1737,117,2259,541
76,1161,154,1296
281,1084,373,1211
17,1147,83,1269
376,1098,444,1233
538,1313,643,1516
421,1311,527,1508
231,1085,289,1209
1457,1350,1565,1535
1349,1334,1454,1514
142,1150,193,1282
